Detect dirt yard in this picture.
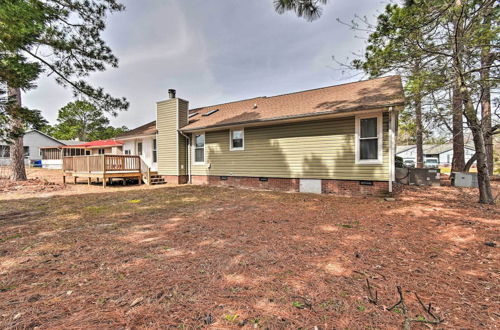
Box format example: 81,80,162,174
0,170,498,329
0,168,171,200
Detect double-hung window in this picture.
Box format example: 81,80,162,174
137,142,143,156
356,113,383,164
152,139,157,163
193,133,205,164
230,129,244,151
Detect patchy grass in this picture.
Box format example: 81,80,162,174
0,183,498,329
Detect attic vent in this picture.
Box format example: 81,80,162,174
188,112,198,118
202,109,219,116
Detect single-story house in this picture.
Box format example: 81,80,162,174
396,143,475,166
115,75,405,195
0,130,80,167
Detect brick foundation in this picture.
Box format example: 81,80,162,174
322,179,389,197
161,175,189,184
189,175,389,196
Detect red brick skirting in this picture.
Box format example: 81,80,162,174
161,175,189,184
322,179,389,196
190,175,389,196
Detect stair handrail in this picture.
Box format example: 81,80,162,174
139,156,151,184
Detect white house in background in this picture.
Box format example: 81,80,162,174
115,121,158,171
396,143,475,166
0,130,78,167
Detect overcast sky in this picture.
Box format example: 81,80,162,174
22,0,388,129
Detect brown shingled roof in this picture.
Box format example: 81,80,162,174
116,120,157,139
182,75,404,131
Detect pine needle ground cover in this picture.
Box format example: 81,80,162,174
0,178,498,328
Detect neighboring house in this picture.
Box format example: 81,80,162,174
121,75,405,195
61,139,124,155
396,143,475,166
0,130,67,167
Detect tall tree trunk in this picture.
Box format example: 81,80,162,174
414,61,424,168
461,85,494,204
480,1,494,176
452,82,465,172
481,52,493,176
8,87,27,181
415,93,424,168
469,123,493,204
451,0,466,173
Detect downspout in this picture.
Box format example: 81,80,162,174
388,107,396,193
179,130,191,184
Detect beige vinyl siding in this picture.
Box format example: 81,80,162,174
191,112,390,181
156,100,178,175
178,99,189,175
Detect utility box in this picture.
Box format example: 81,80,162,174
408,168,441,186
452,172,478,188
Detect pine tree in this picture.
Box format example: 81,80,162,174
0,0,128,180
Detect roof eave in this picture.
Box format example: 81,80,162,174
180,102,404,133
115,133,157,140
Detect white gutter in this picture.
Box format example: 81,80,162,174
388,107,396,193
178,130,191,184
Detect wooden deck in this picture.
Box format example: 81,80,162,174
62,155,143,187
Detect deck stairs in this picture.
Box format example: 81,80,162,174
147,172,166,185
139,157,165,185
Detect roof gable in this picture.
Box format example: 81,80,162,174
25,130,64,145
115,121,156,139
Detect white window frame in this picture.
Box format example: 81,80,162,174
192,132,206,165
137,140,143,156
152,139,157,163
355,112,383,165
229,128,245,151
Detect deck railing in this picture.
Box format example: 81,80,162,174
63,155,141,173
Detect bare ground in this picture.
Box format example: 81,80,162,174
0,170,498,329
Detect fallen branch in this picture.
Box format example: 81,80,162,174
415,293,444,324
387,286,407,314
385,286,444,329
366,278,378,305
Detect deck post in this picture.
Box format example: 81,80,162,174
102,155,107,188
62,175,66,186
